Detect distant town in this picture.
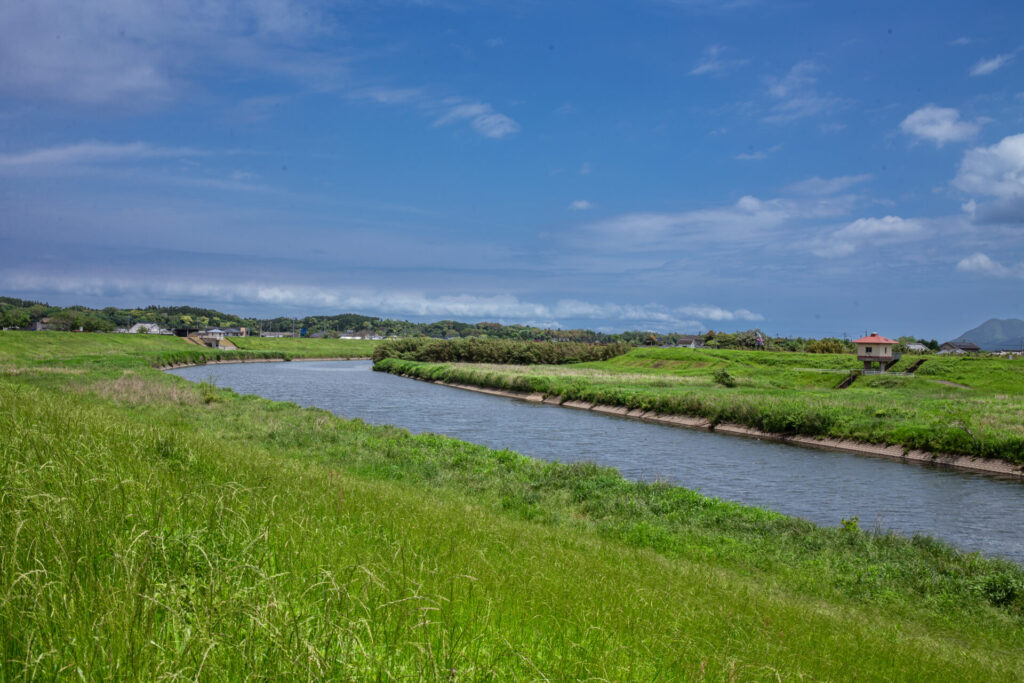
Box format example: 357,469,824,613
1,296,1022,355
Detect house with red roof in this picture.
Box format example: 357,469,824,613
854,333,900,372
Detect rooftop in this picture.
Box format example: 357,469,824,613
853,333,897,345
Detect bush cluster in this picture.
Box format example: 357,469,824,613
372,337,631,365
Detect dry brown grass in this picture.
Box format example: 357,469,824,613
87,373,202,406
0,364,85,376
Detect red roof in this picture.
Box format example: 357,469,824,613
853,333,897,344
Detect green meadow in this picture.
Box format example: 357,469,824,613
376,346,1024,463
229,335,378,358
3,331,1024,679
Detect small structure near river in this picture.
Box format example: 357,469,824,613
854,333,900,372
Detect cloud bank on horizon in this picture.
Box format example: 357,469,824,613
1,0,1023,339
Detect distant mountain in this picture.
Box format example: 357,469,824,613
953,318,1024,351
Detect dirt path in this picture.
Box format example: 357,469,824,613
934,379,972,389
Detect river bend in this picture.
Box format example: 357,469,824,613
168,360,1024,563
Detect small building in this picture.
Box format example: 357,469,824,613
905,342,928,353
854,333,900,372
123,322,171,335
676,334,706,349
939,340,981,354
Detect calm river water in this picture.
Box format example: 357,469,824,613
169,360,1024,563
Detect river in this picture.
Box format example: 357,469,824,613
168,360,1024,563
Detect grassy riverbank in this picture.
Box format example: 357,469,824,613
375,346,1024,463
3,332,1024,678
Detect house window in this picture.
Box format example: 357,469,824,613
865,346,872,354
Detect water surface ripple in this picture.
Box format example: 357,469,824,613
169,360,1024,563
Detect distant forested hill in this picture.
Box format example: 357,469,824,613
953,318,1024,350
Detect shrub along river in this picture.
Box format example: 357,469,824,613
169,360,1024,563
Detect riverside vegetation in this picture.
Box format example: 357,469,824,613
2,331,1024,679
375,343,1024,464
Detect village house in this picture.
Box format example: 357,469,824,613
939,340,981,354
905,342,928,353
854,333,900,372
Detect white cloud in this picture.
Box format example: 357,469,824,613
689,45,747,76
570,200,592,210
899,105,980,146
970,54,1013,76
807,216,925,258
763,61,841,123
0,271,761,328
434,100,520,138
953,133,1024,198
0,141,204,168
579,162,591,175
950,37,972,46
956,253,1024,279
785,174,872,196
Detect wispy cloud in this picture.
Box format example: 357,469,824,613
970,53,1014,76
0,0,340,106
805,216,926,258
763,61,842,123
350,88,520,139
735,144,781,161
569,200,593,210
899,105,981,146
950,37,972,47
0,141,205,168
689,45,747,76
576,193,857,253
956,253,1024,279
676,305,763,321
785,174,872,196
353,86,426,105
434,99,520,138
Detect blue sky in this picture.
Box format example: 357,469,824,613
2,0,1023,340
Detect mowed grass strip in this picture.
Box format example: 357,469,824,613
375,346,1024,462
1,333,1024,678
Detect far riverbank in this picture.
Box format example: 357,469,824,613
395,372,1024,478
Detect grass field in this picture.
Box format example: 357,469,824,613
375,346,1024,463
3,332,1024,679
229,335,377,358
0,331,376,370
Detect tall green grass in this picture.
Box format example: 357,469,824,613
373,337,631,364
